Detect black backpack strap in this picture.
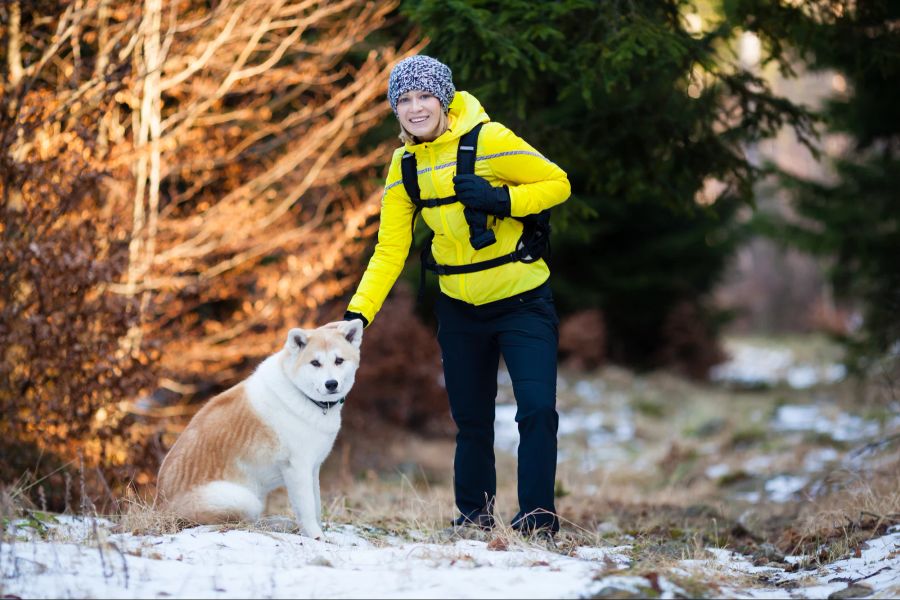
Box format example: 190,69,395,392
400,151,423,257
418,230,435,298
424,246,527,275
400,151,420,203
456,122,483,176
414,197,458,209
400,150,456,238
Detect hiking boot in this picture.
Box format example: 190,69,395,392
431,523,491,543
517,527,558,550
511,510,559,549
429,509,495,543
451,509,495,531
511,511,559,537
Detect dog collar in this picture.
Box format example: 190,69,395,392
309,396,345,415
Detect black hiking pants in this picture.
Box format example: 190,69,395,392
435,281,560,532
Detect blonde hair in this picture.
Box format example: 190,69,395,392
398,110,450,145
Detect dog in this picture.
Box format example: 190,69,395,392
156,319,363,539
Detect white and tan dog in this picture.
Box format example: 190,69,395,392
156,319,363,539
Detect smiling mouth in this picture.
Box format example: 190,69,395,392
409,116,429,124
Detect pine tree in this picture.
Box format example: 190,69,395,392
733,0,900,364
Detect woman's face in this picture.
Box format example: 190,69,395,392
396,90,444,142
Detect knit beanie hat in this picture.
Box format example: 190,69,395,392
387,55,456,115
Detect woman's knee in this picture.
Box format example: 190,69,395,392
515,403,558,431
452,411,496,432
511,381,557,416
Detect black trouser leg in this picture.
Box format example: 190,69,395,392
436,295,499,519
494,291,560,533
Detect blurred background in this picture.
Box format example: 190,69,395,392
1,0,897,520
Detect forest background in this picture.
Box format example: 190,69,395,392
0,0,897,510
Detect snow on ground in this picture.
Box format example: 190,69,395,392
686,526,900,599
2,515,636,599
4,516,899,599
710,341,846,389
771,403,883,442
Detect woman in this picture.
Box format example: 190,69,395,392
344,55,570,537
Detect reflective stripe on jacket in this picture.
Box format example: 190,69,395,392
348,91,571,325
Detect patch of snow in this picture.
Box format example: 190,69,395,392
493,404,520,454
803,447,839,471
710,343,845,389
574,545,631,567
710,345,793,387
772,404,880,442
593,522,623,537
0,521,634,599
734,491,762,503
705,463,731,479
558,411,606,436
581,575,644,596
697,526,900,599
784,364,819,389
573,380,604,404
744,455,776,474
764,475,808,503
773,404,820,428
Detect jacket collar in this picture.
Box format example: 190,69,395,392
403,91,490,151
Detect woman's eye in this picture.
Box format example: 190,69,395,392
335,357,344,365
398,96,410,104
311,360,321,367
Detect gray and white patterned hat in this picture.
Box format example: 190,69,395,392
387,55,455,115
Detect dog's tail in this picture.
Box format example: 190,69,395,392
168,481,264,524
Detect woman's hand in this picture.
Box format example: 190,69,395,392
453,174,511,216
343,311,369,327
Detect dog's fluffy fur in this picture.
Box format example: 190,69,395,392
156,320,363,539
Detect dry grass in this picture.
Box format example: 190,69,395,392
771,452,900,562
323,474,455,535
0,484,28,523
115,490,185,536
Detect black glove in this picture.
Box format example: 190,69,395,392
343,311,369,328
463,207,496,250
453,174,511,216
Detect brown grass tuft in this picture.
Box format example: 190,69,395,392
116,489,185,536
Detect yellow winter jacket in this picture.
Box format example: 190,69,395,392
348,91,570,325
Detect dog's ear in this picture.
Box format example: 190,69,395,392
285,328,309,354
337,319,363,349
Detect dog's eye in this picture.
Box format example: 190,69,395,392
310,360,321,367
335,357,344,365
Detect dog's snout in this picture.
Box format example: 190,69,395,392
325,379,339,392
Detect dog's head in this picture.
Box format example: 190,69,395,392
281,319,363,404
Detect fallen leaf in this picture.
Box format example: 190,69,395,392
487,537,508,552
